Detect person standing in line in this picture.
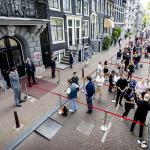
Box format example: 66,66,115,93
122,88,135,120
124,53,131,71
9,67,24,107
94,73,105,100
108,70,115,94
69,51,73,69
85,76,95,113
127,60,135,80
103,61,109,81
50,56,57,78
130,94,150,144
116,49,122,65
71,72,79,86
97,61,103,74
67,79,79,113
25,58,36,87
115,74,128,109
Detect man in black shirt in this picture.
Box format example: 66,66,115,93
130,94,150,144
115,74,128,109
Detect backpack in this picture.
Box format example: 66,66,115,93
129,80,137,89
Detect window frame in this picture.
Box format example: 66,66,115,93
82,20,89,38
63,0,72,13
92,0,96,11
76,0,82,15
50,17,65,44
84,0,89,16
49,0,60,11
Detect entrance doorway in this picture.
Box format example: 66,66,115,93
0,37,25,79
67,17,81,47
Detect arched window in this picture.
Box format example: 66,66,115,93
90,13,97,39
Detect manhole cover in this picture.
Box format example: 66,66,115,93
36,118,62,140
76,120,94,136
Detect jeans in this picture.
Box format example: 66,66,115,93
13,88,21,105
86,96,93,111
70,98,77,112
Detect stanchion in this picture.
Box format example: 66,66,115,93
82,68,84,78
14,111,20,129
24,83,31,100
101,110,108,132
58,94,62,115
57,70,60,84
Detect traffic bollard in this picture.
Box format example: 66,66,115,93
25,83,31,100
101,110,108,132
14,111,20,129
82,68,84,78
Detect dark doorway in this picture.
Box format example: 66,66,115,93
0,36,25,77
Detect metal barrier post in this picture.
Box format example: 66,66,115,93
25,83,30,100
57,70,60,84
82,68,84,78
59,94,62,107
14,111,20,129
101,110,108,132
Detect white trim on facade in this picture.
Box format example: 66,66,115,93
48,0,61,11
63,0,72,13
50,17,65,44
76,0,82,15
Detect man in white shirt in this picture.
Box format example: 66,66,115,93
94,73,105,100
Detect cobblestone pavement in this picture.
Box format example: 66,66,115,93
1,36,150,150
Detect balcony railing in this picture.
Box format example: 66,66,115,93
0,0,46,19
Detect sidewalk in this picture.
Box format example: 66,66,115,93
0,36,137,149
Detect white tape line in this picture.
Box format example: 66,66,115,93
101,122,112,143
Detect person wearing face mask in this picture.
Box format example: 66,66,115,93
9,67,24,107
25,58,36,87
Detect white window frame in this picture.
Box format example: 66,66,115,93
84,0,89,16
82,20,89,38
92,0,96,11
97,0,100,13
50,17,65,44
63,0,72,13
76,0,82,15
48,0,60,11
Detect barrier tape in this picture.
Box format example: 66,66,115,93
33,84,145,127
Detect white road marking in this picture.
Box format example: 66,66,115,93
101,122,112,143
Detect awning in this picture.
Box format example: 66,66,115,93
104,18,114,28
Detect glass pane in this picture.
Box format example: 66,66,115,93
76,20,80,27
11,50,22,67
69,28,73,46
9,39,18,47
68,20,72,27
0,39,5,49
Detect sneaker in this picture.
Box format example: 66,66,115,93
86,110,93,114
69,109,73,112
137,138,143,144
140,141,147,149
16,104,22,107
116,106,119,110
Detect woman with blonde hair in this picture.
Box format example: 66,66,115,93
127,60,135,80
103,61,109,81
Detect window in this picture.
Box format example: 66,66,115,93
97,0,101,12
84,0,89,16
92,0,96,11
101,0,104,13
51,18,64,43
63,0,71,12
82,20,89,38
76,0,82,14
49,0,60,10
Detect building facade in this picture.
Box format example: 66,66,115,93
0,0,49,76
46,0,115,65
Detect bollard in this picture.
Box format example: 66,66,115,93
101,110,108,132
24,83,31,100
57,70,60,84
59,94,62,107
58,94,62,115
82,68,84,78
14,111,20,129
